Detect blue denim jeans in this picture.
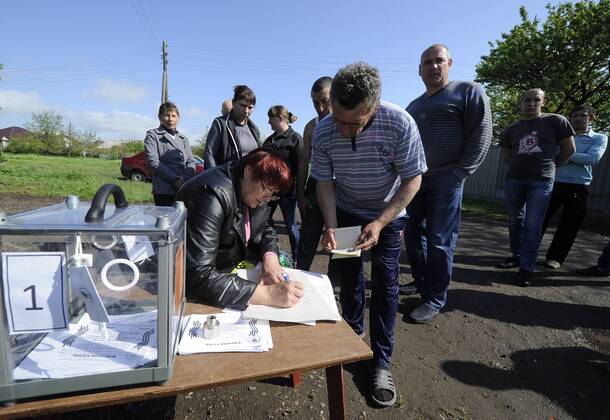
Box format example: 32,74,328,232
404,171,464,310
598,241,610,271
328,207,406,369
296,178,325,271
504,178,554,272
269,196,300,263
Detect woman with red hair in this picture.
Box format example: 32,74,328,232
177,149,304,309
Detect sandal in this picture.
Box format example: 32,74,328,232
370,368,397,407
496,256,519,269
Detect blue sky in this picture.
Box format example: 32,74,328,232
1,0,560,143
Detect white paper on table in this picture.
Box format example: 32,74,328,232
240,268,341,323
122,235,155,264
178,312,272,354
14,311,158,380
330,226,362,257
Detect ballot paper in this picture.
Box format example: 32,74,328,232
14,311,158,380
330,225,362,257
178,312,272,354
240,268,341,323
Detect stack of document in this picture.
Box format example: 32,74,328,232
14,311,158,379
239,268,341,324
178,312,272,354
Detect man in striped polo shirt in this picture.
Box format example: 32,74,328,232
311,62,427,407
402,44,492,323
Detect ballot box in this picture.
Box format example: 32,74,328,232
0,184,187,403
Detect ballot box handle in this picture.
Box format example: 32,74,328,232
85,183,129,223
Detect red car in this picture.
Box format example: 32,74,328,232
121,151,204,182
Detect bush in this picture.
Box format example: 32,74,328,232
4,134,45,154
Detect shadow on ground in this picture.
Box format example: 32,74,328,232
442,346,610,420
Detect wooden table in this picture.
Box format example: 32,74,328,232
0,303,372,420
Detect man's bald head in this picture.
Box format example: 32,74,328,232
221,99,233,117
420,44,451,63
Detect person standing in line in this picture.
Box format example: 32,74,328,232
144,101,197,206
497,88,575,286
312,62,426,407
402,44,492,323
295,76,333,270
263,105,303,264
541,104,607,269
204,85,261,169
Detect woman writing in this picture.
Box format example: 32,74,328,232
144,102,196,206
263,105,303,265
177,149,304,309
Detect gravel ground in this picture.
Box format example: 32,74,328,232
1,194,609,420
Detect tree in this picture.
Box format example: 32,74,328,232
26,111,64,154
476,0,610,139
80,128,101,156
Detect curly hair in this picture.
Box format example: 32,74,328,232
330,62,381,111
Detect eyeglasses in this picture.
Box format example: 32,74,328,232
261,182,280,200
332,115,369,129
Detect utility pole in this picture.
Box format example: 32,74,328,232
161,41,168,103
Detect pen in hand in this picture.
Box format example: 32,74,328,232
282,272,289,282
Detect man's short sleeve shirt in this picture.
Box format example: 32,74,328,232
500,113,574,181
310,101,427,220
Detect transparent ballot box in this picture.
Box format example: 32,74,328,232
0,184,186,403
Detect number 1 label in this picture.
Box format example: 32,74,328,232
2,252,69,335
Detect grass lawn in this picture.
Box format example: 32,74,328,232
0,153,153,203
0,153,511,217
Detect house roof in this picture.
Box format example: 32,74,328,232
0,126,31,140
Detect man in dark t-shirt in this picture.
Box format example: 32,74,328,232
498,88,575,286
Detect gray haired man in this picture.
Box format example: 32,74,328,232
311,62,427,407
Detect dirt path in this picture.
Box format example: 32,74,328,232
2,195,609,419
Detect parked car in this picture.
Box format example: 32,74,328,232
121,151,204,182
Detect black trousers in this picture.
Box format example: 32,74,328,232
154,194,176,206
542,182,588,263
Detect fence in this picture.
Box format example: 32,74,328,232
464,144,610,213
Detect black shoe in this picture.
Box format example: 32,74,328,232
576,265,610,277
496,256,519,269
399,281,418,295
515,269,531,287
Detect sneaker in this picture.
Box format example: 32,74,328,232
410,304,439,324
576,265,610,277
545,259,561,269
399,281,418,295
515,268,531,287
496,256,519,269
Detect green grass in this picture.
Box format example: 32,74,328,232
0,153,153,203
462,197,506,220
0,153,513,217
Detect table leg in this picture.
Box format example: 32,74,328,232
325,364,346,420
290,372,302,387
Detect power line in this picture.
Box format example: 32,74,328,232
2,50,157,76
130,0,161,46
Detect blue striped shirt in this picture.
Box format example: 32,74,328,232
311,101,427,220
407,80,492,178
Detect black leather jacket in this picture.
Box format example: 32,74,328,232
176,161,279,309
